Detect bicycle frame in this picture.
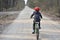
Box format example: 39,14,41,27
35,22,39,40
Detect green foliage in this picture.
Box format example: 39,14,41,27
38,0,45,2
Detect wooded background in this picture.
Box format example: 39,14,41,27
0,0,25,11
27,0,60,17
0,0,60,17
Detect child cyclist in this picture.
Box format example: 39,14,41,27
30,7,42,34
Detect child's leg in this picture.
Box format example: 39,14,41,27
33,21,35,32
39,21,41,29
32,21,35,34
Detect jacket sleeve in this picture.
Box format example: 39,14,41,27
39,12,42,18
30,12,34,18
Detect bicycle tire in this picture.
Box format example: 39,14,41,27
36,28,39,40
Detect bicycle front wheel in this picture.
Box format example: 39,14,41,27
36,28,39,40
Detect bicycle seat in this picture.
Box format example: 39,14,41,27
35,22,39,24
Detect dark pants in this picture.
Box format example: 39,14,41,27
33,21,41,31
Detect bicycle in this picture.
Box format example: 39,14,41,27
35,22,39,40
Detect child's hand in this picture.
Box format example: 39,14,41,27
30,17,32,19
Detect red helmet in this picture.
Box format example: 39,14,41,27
34,7,40,11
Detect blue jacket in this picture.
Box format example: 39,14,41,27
31,11,42,22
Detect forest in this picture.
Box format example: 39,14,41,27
0,0,25,11
27,0,60,17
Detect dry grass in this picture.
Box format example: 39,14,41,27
0,14,18,25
